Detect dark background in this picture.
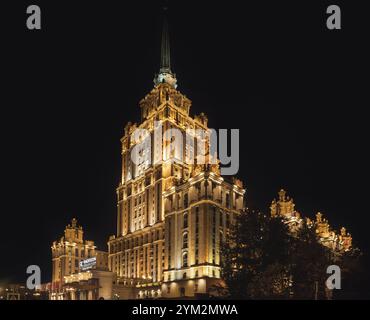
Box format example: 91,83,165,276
1,0,368,284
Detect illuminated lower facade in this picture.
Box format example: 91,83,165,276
108,167,245,298
61,269,114,300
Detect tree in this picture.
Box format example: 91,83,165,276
289,223,334,299
333,247,370,299
220,208,292,299
219,208,348,299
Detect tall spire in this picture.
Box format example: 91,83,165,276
154,6,177,88
160,12,171,74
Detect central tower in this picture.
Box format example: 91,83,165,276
108,12,245,298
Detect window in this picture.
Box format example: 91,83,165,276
128,201,131,232
183,212,188,229
226,193,230,208
182,232,188,249
155,169,161,180
168,218,172,269
146,189,150,223
183,252,188,267
184,193,188,208
156,183,161,221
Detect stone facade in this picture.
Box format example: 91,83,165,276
108,81,245,298
270,189,352,252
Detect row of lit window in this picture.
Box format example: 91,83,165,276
110,230,164,254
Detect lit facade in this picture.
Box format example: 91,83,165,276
51,218,109,299
271,189,352,252
107,17,245,298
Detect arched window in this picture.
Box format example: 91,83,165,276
183,252,188,267
183,212,188,229
182,232,188,249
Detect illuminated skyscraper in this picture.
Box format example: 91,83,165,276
107,14,245,298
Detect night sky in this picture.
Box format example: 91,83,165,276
1,1,369,283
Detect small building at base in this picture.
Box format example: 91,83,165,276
63,269,115,300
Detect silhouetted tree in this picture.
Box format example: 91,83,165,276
289,223,333,299
333,248,370,299
219,208,356,299
220,208,292,299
